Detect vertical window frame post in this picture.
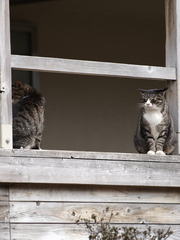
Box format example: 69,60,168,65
0,0,12,149
166,0,180,153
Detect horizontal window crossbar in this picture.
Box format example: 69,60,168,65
11,55,176,81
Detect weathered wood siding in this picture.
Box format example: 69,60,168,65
0,184,10,240
8,184,180,239
0,149,179,239
1,150,180,186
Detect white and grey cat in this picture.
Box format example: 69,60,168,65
134,87,177,155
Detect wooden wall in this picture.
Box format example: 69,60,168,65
0,149,180,239
1,184,180,239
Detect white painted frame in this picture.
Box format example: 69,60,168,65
0,0,179,151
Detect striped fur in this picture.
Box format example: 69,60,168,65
12,81,45,149
134,87,177,155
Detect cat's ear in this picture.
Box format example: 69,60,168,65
157,87,168,96
160,87,168,92
137,89,145,95
13,80,24,89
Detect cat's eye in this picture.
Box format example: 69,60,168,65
150,99,156,103
141,98,147,103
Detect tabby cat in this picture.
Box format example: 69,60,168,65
12,81,45,149
134,87,177,155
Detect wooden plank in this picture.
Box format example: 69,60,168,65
11,54,176,81
0,202,9,223
166,0,180,153
0,0,12,149
1,157,180,187
11,224,180,240
11,224,87,240
10,202,180,224
9,184,180,204
1,149,180,162
0,184,8,202
0,224,10,240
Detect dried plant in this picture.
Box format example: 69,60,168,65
75,208,173,240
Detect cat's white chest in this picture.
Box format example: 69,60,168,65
143,109,163,140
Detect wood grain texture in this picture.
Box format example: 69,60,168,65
11,54,176,81
1,149,180,162
165,0,180,153
10,202,180,224
10,224,180,240
10,184,180,204
0,184,8,202
1,157,180,187
0,224,10,240
0,202,9,222
0,0,12,148
11,224,88,240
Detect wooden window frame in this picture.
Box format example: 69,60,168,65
11,21,40,90
0,0,179,152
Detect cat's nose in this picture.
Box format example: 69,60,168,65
145,99,151,107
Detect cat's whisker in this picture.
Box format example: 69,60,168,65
134,103,143,111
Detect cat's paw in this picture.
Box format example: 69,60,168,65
147,150,155,155
156,150,166,156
